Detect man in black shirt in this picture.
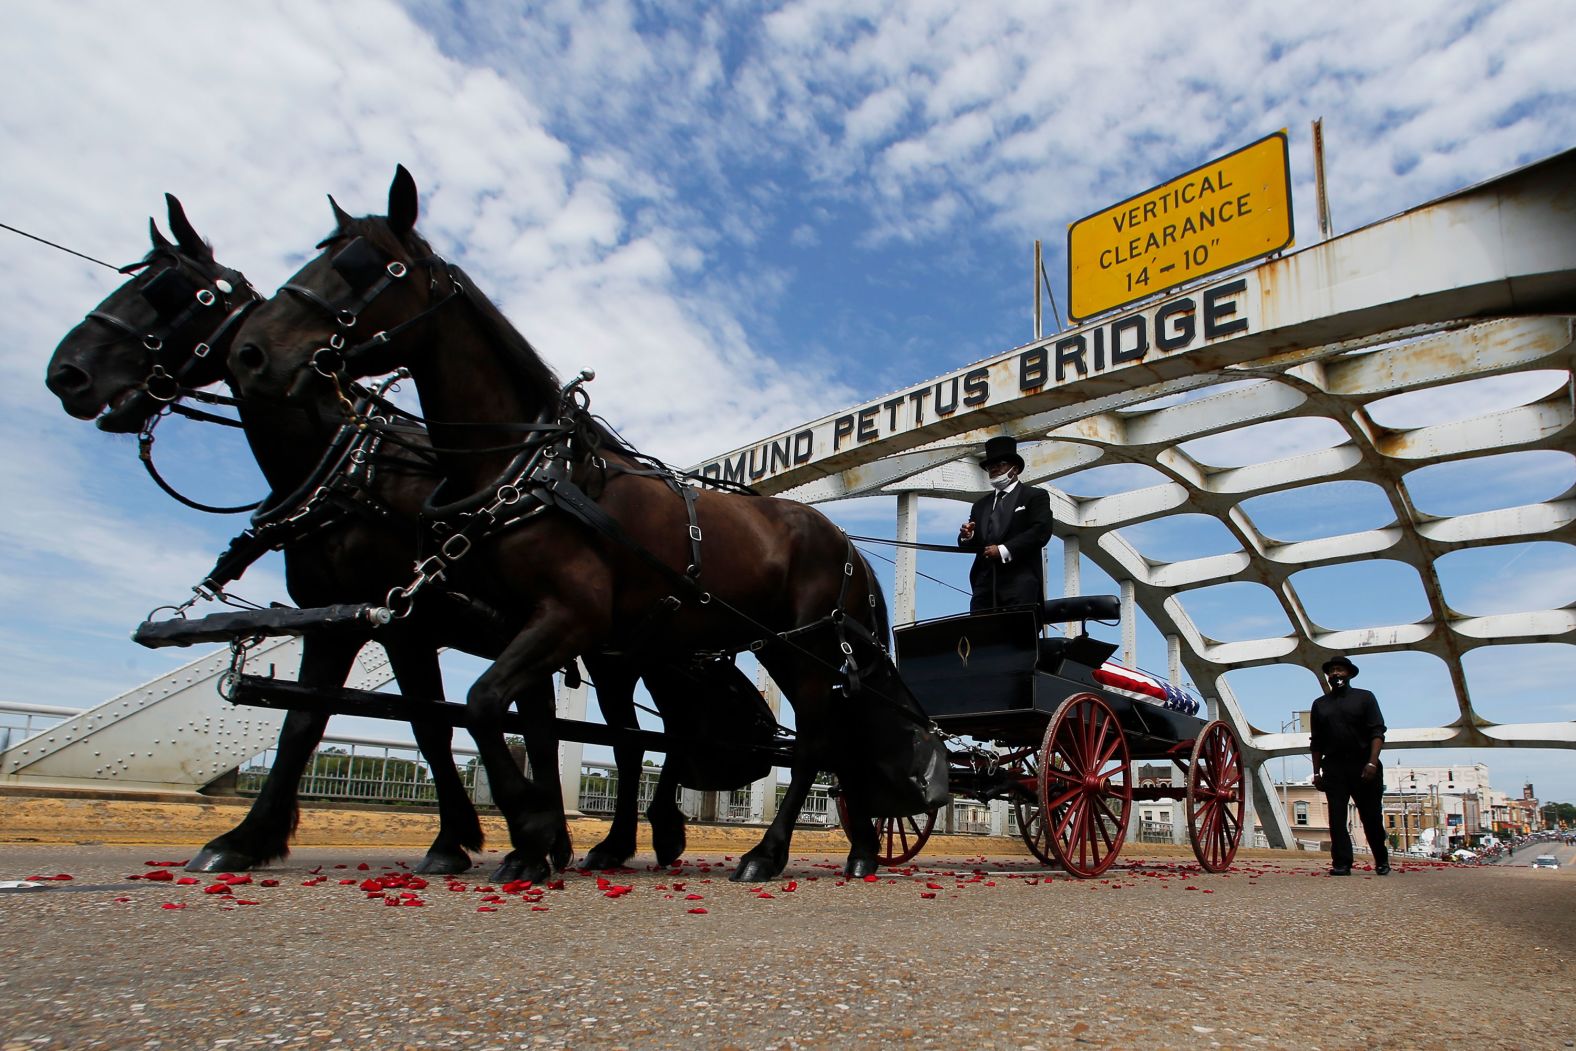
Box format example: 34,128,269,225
1309,654,1391,876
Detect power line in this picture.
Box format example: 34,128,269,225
853,541,970,598
0,220,120,271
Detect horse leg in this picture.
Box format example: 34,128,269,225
730,759,815,882
186,634,359,872
382,640,483,875
581,659,644,870
646,760,688,867
467,622,581,884
837,784,882,879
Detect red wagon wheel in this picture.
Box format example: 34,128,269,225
1006,751,1057,866
1186,720,1245,872
835,797,938,866
1038,692,1131,878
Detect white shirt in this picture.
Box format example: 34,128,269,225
990,479,1019,563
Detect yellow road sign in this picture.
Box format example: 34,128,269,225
1068,131,1292,321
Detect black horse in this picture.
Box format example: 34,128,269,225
43,198,693,875
229,167,931,883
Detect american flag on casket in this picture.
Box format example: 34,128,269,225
1092,661,1201,716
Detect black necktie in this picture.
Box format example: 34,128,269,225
990,491,1010,538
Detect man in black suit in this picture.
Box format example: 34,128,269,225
957,435,1054,612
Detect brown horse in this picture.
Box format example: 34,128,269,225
229,167,917,882
43,197,688,875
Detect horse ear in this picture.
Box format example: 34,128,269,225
388,164,418,238
165,194,213,262
328,194,355,232
149,218,174,251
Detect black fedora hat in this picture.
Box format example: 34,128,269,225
980,435,1025,472
1321,655,1359,678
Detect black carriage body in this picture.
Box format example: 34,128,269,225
893,608,1206,757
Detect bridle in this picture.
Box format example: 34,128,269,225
278,233,464,384
86,251,261,407
83,250,264,513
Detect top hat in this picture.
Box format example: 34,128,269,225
980,435,1025,472
1321,655,1360,678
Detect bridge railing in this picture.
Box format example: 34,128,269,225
0,704,1021,840
0,701,82,754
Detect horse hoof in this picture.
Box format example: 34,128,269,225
581,845,631,871
844,854,879,879
729,854,783,883
651,826,687,868
491,854,551,885
186,847,258,873
550,832,574,874
413,849,472,876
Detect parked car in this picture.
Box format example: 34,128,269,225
1531,855,1559,869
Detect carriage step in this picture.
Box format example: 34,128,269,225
227,674,673,750
132,603,391,649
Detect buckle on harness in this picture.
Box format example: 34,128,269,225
660,595,682,612
440,533,472,561
688,525,703,542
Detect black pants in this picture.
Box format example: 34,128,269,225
1322,761,1389,869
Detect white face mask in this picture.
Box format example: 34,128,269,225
990,474,1014,492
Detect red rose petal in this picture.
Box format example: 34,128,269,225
920,892,937,899
176,877,200,886
259,879,279,888
203,884,232,895
359,879,384,892
531,905,549,911
142,869,174,882
235,899,260,906
477,906,498,912
160,902,187,910
357,863,370,871
862,874,879,883
114,896,132,903
687,907,708,914
685,894,704,901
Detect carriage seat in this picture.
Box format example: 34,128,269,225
1035,594,1120,676
1041,595,1120,625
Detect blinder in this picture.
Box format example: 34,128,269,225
141,267,207,319
330,236,392,291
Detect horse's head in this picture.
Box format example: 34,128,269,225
230,165,454,405
45,196,257,433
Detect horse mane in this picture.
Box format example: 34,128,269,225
443,257,637,458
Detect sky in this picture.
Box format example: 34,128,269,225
2,1,1574,805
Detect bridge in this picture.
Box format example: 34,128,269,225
698,146,1576,846
4,148,1574,849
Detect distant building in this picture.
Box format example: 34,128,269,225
1257,761,1513,855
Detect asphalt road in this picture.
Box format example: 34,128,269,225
3,843,1573,1050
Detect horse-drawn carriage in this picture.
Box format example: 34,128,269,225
46,169,1244,883
849,599,1245,877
